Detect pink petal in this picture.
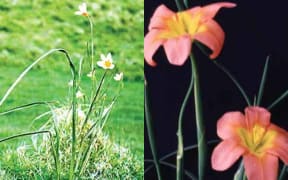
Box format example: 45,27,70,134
186,6,201,16
194,19,225,59
217,111,245,140
211,139,245,171
144,30,164,66
243,154,278,180
201,2,237,21
245,106,271,129
267,124,288,164
148,4,174,31
163,36,191,66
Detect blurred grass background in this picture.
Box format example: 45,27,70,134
0,0,143,165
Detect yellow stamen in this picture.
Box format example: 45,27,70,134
82,12,88,17
104,60,112,68
158,10,203,40
238,124,276,157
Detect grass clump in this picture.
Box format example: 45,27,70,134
0,104,142,179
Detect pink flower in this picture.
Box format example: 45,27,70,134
144,2,236,66
211,106,288,180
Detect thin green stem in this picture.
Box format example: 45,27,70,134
88,15,94,71
145,82,162,180
145,140,219,178
80,70,107,132
0,130,50,143
267,89,288,110
279,165,287,180
183,0,189,8
190,54,206,180
176,57,194,180
0,101,53,116
256,56,270,105
213,61,251,106
145,159,196,180
175,0,184,10
68,51,77,180
234,161,245,180
0,49,76,107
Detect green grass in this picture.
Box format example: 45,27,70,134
0,0,143,177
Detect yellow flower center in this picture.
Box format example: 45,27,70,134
104,60,112,68
238,124,277,157
158,10,206,39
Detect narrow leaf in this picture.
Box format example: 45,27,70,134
257,56,270,105
214,61,251,106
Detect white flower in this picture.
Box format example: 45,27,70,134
87,71,93,78
97,53,115,70
76,90,84,98
75,2,88,17
114,72,123,81
68,80,73,87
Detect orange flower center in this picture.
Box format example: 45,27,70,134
158,10,206,39
237,124,277,157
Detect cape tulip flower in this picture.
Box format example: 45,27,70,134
114,72,123,81
212,106,288,180
144,2,236,66
75,2,89,17
97,53,115,70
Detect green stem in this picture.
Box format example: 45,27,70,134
175,0,184,10
267,89,288,110
190,54,206,180
234,161,245,180
88,16,94,71
279,165,287,180
183,0,189,8
145,140,219,176
0,130,50,143
67,53,77,180
213,61,251,106
256,56,270,106
176,57,194,180
145,82,162,180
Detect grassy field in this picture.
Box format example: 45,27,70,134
0,0,143,177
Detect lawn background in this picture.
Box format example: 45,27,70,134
0,0,143,167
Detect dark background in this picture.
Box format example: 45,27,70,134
144,0,288,179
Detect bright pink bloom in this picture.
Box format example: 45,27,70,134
212,106,288,180
144,2,236,66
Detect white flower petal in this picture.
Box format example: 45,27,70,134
114,72,123,81
107,53,112,61
75,11,82,15
100,54,106,61
97,61,104,68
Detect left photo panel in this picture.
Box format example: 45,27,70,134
0,1,143,179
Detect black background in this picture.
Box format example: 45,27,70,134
144,0,288,179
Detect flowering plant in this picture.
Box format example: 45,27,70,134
145,1,288,180
0,2,142,179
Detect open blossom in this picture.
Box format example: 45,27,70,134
144,2,236,66
97,53,115,70
211,106,288,180
114,72,123,81
76,90,84,98
75,2,89,17
87,71,93,78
